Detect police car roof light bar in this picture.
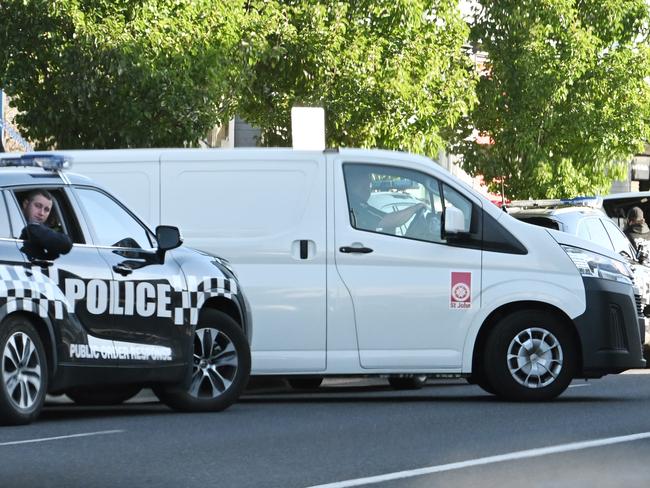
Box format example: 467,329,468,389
0,154,71,171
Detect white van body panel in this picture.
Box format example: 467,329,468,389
56,148,630,377
157,150,327,372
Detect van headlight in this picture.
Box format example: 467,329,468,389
561,245,633,285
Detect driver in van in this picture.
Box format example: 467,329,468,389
346,166,426,234
20,189,73,260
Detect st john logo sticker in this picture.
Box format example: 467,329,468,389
450,271,471,309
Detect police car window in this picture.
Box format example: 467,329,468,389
343,164,444,243
13,188,85,244
602,218,636,257
583,218,614,251
75,187,153,249
576,221,591,241
0,192,12,238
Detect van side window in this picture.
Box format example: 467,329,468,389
343,164,444,243
75,187,154,249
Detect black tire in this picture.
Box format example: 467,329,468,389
288,377,323,390
484,310,576,401
465,371,496,395
0,316,48,426
388,375,428,390
66,385,142,406
154,309,251,412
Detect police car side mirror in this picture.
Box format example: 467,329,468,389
156,225,183,252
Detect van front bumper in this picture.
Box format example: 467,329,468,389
574,277,646,377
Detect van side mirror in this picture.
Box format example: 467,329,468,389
443,207,466,235
156,225,183,252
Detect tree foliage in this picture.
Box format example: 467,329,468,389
238,0,477,155
457,0,650,199
0,0,246,149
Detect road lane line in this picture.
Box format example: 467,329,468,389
568,383,590,388
306,432,650,488
0,430,124,447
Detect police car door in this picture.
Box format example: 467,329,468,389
0,190,28,303
8,186,118,366
71,186,184,365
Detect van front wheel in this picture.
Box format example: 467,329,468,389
484,310,576,401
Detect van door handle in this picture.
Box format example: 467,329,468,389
339,246,373,254
112,264,133,276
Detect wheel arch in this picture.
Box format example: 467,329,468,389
470,301,583,376
0,308,58,378
201,296,250,340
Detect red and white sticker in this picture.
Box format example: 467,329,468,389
450,271,472,309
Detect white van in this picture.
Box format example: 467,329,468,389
36,148,645,400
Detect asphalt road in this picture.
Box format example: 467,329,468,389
1,372,650,488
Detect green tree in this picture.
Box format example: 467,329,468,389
457,0,650,199
0,0,246,149
238,0,476,154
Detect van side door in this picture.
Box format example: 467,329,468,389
159,152,327,373
333,158,483,370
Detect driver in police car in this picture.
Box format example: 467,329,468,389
20,189,72,260
346,166,426,233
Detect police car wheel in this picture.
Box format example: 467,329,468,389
388,375,428,390
65,385,142,406
484,310,576,401
288,377,324,390
0,317,48,425
154,310,251,412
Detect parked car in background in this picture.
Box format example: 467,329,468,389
511,204,650,354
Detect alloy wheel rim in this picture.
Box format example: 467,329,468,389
190,328,238,399
507,327,563,388
2,332,42,410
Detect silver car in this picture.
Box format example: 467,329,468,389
511,205,650,351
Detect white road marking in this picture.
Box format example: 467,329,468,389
306,432,650,488
0,430,124,447
568,383,591,388
622,369,650,374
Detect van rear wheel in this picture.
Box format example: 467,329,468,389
154,310,251,412
484,310,576,401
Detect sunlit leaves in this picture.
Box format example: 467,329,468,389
456,0,650,199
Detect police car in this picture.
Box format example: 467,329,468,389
0,154,252,425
